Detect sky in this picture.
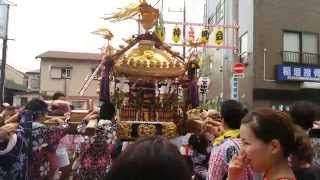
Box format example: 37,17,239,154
2,0,205,72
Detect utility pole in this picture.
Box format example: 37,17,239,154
182,0,186,59
0,3,10,104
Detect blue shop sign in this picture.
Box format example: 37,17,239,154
277,64,320,82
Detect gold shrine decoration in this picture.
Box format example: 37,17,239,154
117,121,178,139
117,122,133,139
104,1,159,30
172,25,181,43
154,14,165,42
92,28,114,40
114,40,185,78
162,122,177,138
137,124,157,137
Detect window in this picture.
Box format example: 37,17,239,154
50,66,72,79
302,33,318,64
283,31,319,65
208,15,214,25
71,100,89,110
30,78,40,89
61,68,71,79
50,67,61,79
215,0,224,24
283,32,300,63
240,33,248,63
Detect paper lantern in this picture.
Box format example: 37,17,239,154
188,26,195,44
172,25,181,43
215,29,224,45
154,15,165,42
200,28,209,44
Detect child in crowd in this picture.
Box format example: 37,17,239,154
188,134,210,180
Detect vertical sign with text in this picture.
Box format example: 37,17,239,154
231,77,239,100
0,4,8,38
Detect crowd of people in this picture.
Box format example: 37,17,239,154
0,94,320,180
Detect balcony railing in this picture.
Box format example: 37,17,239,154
281,51,319,65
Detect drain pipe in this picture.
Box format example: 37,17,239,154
263,48,276,82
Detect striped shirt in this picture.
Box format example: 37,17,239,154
208,138,253,180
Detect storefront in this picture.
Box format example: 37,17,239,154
253,64,320,110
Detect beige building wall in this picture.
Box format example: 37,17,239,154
40,59,99,97
6,65,27,86
26,73,40,91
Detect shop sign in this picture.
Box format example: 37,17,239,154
277,64,320,82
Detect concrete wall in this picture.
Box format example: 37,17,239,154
5,65,26,86
237,0,254,108
254,0,320,90
40,59,99,97
26,73,40,91
203,0,255,108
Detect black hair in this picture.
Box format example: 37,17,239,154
290,126,314,166
105,136,192,180
241,108,296,158
25,99,48,119
25,99,48,113
52,92,65,100
188,134,209,154
289,101,316,130
221,100,245,129
100,101,115,120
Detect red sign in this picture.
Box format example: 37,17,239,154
233,63,245,74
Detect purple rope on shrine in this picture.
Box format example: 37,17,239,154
188,79,199,108
100,59,113,102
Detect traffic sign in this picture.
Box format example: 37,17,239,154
233,63,245,74
233,73,244,79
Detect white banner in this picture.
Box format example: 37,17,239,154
198,77,210,94
0,4,8,38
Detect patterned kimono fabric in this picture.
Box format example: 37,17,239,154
0,111,68,180
192,151,210,180
0,111,32,180
31,122,68,180
74,120,117,180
